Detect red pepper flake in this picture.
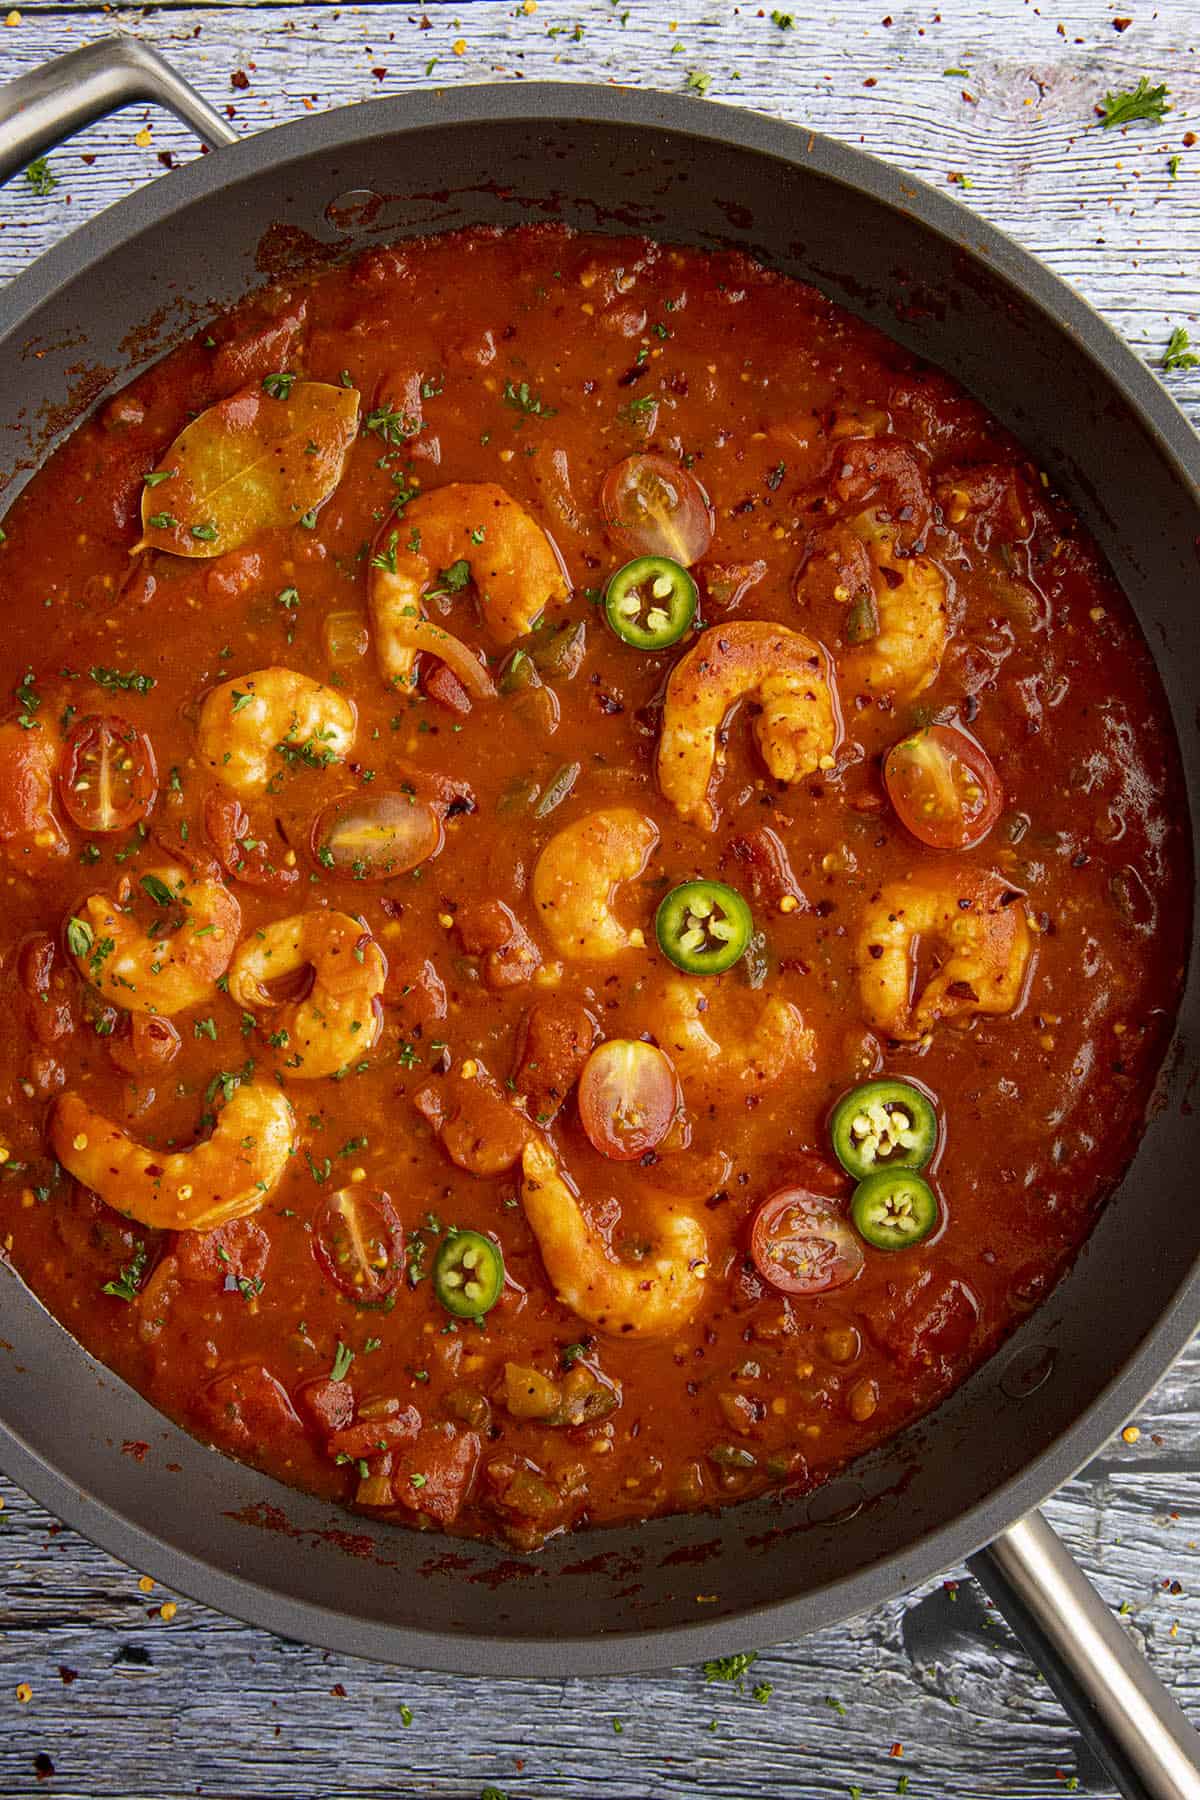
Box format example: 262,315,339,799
57,1667,78,1685
863,76,877,87
1112,15,1131,28
80,152,96,165
889,1743,903,1758
881,13,892,21
1183,132,1197,148
34,1755,55,1782
330,1682,347,1698
372,66,387,79
961,89,978,104
157,151,175,169
231,68,250,90
121,1439,149,1462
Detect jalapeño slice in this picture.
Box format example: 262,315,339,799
850,1169,939,1252
655,878,753,975
829,1078,938,1180
604,555,698,650
433,1229,505,1319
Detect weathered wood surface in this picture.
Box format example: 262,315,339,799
0,0,1198,1794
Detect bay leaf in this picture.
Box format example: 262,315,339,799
137,380,360,559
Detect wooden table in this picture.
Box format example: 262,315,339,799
1,1,1198,1793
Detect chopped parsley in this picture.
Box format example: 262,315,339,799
89,666,155,695
770,9,794,24
66,916,94,958
428,558,471,597
1163,326,1199,373
262,370,297,400
371,529,399,575
190,520,219,543
24,157,57,198
140,873,175,907
502,379,557,421
15,669,41,730
330,1340,355,1381
703,1651,758,1685
364,403,421,446
102,1241,147,1303
1099,77,1171,130
686,68,712,96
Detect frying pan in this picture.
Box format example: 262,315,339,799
1,37,1199,1797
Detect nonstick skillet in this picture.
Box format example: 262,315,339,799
1,38,1199,1799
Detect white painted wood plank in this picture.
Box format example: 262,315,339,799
0,1,1197,1792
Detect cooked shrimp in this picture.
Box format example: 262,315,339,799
196,667,356,797
229,909,386,1079
51,1083,296,1231
368,482,568,694
657,622,841,832
656,976,815,1097
856,866,1033,1041
69,864,240,1015
532,807,659,960
837,515,948,698
520,1137,708,1337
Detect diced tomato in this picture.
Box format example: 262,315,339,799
297,1377,355,1436
390,1424,481,1526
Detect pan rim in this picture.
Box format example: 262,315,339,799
1,76,1199,1674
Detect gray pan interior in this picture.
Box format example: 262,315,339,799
1,84,1199,1676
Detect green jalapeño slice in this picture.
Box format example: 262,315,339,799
604,555,698,650
655,878,754,975
850,1169,939,1251
829,1078,938,1180
434,1229,505,1319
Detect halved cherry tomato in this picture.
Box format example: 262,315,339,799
58,715,157,834
312,789,443,879
312,1187,404,1303
883,722,1002,850
750,1187,865,1295
577,1038,681,1162
599,453,714,567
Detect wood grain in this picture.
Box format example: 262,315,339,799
0,1,1198,1794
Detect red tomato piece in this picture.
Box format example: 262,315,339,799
577,1038,681,1162
204,784,299,894
311,789,443,879
883,723,1002,850
599,453,714,566
750,1188,865,1296
312,1187,404,1303
58,714,157,834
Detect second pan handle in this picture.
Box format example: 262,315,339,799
969,1511,1200,1800
0,36,236,187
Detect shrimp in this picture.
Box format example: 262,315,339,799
656,976,815,1098
69,864,240,1015
368,482,568,695
51,1083,296,1231
532,808,659,960
196,667,356,798
657,621,842,832
837,515,948,699
856,866,1033,1041
520,1137,708,1337
228,909,386,1079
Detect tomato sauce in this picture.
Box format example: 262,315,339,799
0,225,1186,1549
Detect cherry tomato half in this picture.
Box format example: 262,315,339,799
58,714,157,834
312,1187,404,1303
577,1038,682,1162
750,1187,865,1296
883,723,1002,850
599,453,714,567
312,789,443,879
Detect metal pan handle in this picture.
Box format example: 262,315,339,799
0,36,236,186
970,1512,1200,1800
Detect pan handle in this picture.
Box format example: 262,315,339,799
0,36,237,186
969,1511,1200,1800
